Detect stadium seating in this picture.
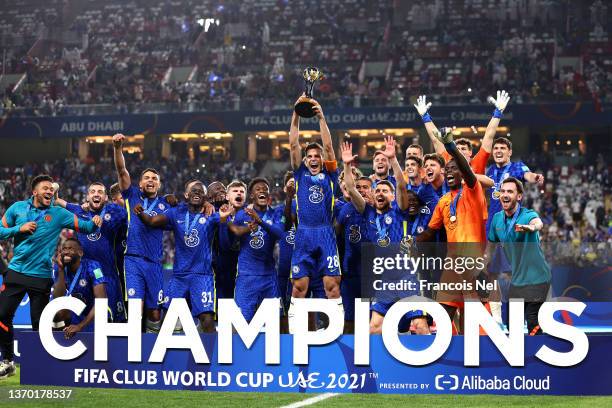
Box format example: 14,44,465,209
1,0,609,116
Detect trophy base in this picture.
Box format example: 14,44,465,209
294,100,316,118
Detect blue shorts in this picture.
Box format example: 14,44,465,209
124,255,163,310
341,275,362,321
164,273,215,316
371,301,427,331
291,226,340,279
103,271,126,322
235,273,280,322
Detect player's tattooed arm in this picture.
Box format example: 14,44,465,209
383,135,409,211
313,100,336,162
340,141,366,214
481,90,510,153
289,96,303,169
414,95,445,156
133,203,168,227
112,133,131,191
436,127,477,188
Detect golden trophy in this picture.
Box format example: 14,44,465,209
294,67,324,118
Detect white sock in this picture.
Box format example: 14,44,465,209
287,297,298,334
334,297,345,321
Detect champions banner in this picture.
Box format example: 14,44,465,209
0,102,609,138
18,331,612,395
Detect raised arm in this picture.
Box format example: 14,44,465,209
289,95,302,169
134,204,169,228
382,136,409,211
312,100,335,162
481,90,511,153
283,183,296,232
436,128,477,188
414,95,445,155
340,142,366,214
112,133,131,191
516,217,544,232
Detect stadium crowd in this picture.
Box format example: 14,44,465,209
1,0,611,116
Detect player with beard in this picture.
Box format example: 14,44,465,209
287,96,343,333
488,177,550,335
55,182,127,322
273,172,297,318
418,128,489,333
370,150,396,189
486,137,544,233
341,138,430,334
214,180,245,300
423,153,448,198
135,180,232,332
226,178,285,321
113,133,171,333
336,170,372,333
0,175,101,377
51,238,108,337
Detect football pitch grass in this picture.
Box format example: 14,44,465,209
1,367,611,407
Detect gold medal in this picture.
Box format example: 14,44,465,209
493,190,501,199
450,215,457,223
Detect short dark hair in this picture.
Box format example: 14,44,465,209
283,171,294,186
423,153,445,168
501,176,524,195
227,180,247,191
493,137,512,150
31,174,53,191
304,142,323,155
406,189,425,206
455,138,472,149
183,178,203,191
109,183,121,198
375,180,395,192
88,181,106,191
406,144,423,155
207,181,226,191
140,168,160,180
248,177,269,193
373,150,387,160
405,155,423,168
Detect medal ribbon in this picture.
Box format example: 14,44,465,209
375,213,388,242
493,164,511,196
184,211,202,237
143,197,160,214
449,188,462,221
65,264,83,297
